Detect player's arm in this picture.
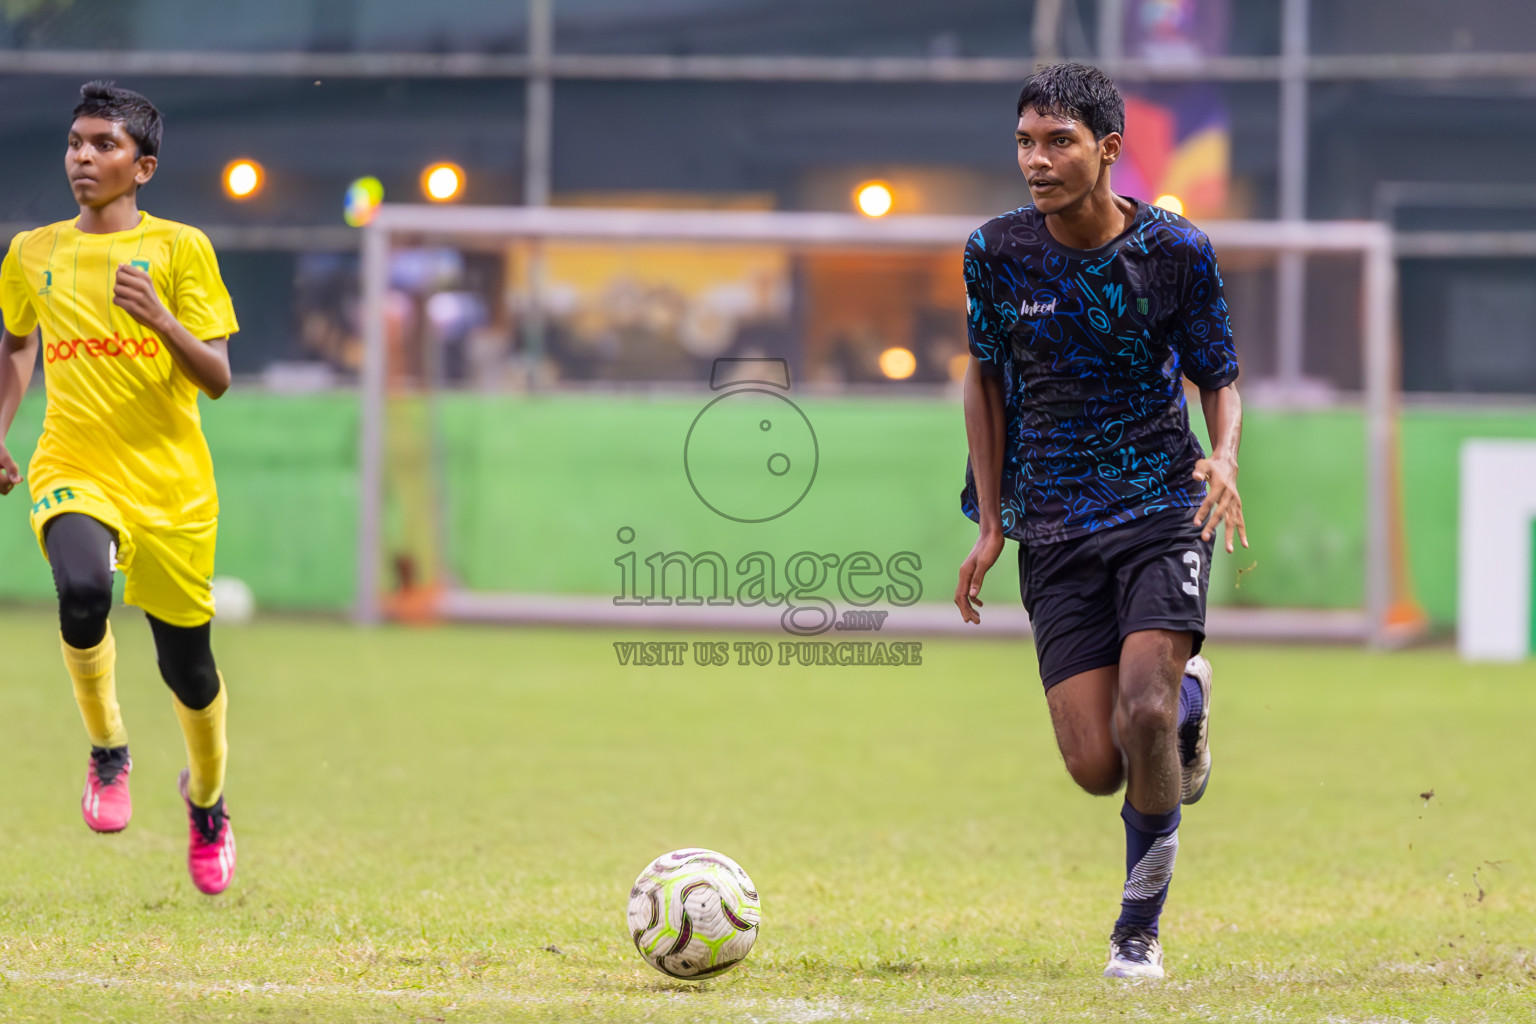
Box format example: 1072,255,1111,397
955,357,1008,624
1192,383,1247,553
0,327,37,494
112,263,231,399
1178,231,1247,553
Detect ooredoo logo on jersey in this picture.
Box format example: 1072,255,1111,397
45,334,162,363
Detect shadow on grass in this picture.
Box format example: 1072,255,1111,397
602,953,1084,995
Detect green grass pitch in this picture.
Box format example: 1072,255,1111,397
0,607,1532,1022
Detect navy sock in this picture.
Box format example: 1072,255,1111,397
1115,801,1181,937
1176,672,1204,763
1177,672,1203,730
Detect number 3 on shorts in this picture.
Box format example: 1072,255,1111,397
1182,551,1201,596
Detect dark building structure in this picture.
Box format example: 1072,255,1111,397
1,0,1534,392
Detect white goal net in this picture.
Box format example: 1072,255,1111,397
353,204,1408,646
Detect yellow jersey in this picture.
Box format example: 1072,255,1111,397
0,212,238,526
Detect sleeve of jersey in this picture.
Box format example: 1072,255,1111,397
963,229,1015,370
171,229,240,342
0,232,39,337
1173,233,1239,390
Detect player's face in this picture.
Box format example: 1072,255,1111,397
66,117,155,208
1015,108,1119,215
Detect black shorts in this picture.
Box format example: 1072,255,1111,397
1019,507,1213,691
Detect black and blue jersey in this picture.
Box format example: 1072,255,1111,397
961,199,1239,545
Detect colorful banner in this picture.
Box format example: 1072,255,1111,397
1115,0,1232,220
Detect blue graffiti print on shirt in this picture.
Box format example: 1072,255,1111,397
961,200,1239,545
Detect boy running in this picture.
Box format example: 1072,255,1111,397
956,64,1246,978
0,82,239,894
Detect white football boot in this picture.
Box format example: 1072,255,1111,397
1105,927,1164,979
1180,654,1213,805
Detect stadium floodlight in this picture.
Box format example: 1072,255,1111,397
878,346,917,380
422,162,464,202
1154,194,1185,216
854,181,893,217
222,159,262,199
354,204,1405,646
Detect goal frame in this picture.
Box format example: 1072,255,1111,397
355,204,1400,645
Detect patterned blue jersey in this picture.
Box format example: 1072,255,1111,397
961,200,1239,545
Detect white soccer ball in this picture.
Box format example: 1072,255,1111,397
211,576,256,625
627,848,761,979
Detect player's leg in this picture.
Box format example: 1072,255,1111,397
1101,509,1216,978
147,614,225,799
148,614,235,895
1044,666,1122,795
125,520,235,894
1104,627,1191,978
44,512,133,833
1021,535,1124,795
1117,628,1190,816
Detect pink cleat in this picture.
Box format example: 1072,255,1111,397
178,769,236,895
81,746,133,833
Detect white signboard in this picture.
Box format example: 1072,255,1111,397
1459,440,1536,661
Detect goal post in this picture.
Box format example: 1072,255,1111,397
355,204,1408,646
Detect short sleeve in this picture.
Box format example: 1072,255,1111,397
170,228,239,341
964,229,1016,371
0,232,39,337
1171,231,1239,390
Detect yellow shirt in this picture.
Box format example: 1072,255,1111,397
0,212,238,526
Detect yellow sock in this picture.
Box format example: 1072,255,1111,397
62,625,127,749
172,674,227,808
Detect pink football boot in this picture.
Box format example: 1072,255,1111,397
81,746,133,833
178,769,236,895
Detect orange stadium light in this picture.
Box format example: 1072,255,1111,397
222,159,263,200
854,180,894,218
422,162,464,202
878,346,917,380
1154,193,1185,216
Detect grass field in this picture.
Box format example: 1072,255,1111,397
0,608,1533,1022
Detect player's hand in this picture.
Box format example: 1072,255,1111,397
955,527,1005,625
1192,456,1247,553
112,263,170,333
0,442,21,496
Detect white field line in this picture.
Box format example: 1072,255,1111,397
4,968,461,1002
3,969,868,1021
0,968,1506,1023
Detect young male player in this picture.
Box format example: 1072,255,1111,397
955,63,1246,979
0,82,239,894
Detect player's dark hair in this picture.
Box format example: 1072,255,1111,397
72,80,162,158
1016,62,1124,140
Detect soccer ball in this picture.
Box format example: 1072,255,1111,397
627,848,761,979
211,576,256,624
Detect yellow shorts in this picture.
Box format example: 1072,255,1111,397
29,476,217,628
